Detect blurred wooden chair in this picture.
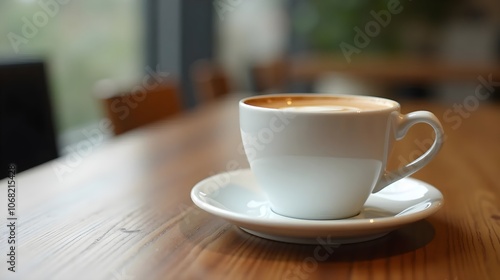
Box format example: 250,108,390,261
252,57,289,93
96,79,183,135
191,59,231,103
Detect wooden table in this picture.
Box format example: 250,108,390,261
289,54,500,84
1,94,499,280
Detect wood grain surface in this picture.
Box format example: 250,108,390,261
1,94,499,280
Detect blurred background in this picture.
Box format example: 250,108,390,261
1,0,499,173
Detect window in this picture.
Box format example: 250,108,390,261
0,0,144,146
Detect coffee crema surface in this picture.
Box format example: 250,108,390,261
244,95,395,112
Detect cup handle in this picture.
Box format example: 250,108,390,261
372,111,444,193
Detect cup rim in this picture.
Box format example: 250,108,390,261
240,94,400,114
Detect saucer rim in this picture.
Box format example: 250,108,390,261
190,169,444,230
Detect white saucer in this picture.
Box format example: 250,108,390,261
191,169,443,244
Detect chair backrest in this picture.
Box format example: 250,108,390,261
252,57,288,93
191,59,231,103
0,59,59,175
99,79,183,135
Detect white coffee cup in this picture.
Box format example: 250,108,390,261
239,94,444,220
